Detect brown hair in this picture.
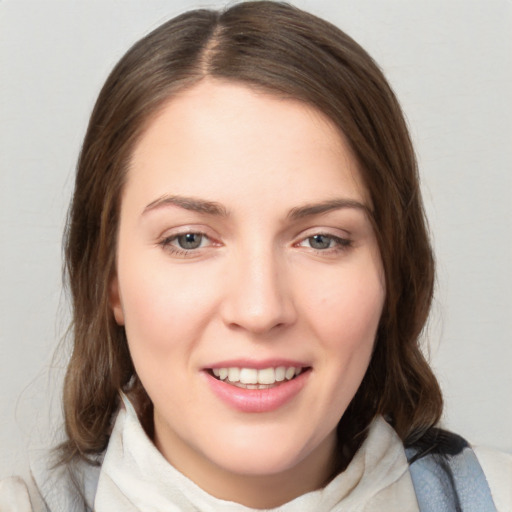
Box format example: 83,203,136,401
61,0,442,465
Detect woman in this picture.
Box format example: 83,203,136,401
1,2,510,510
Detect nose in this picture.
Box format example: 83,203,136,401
220,247,297,335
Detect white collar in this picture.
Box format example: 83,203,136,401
93,394,418,511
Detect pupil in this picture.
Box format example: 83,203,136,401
309,235,331,250
178,233,202,249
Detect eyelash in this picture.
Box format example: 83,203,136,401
157,231,353,257
157,232,212,257
296,233,353,254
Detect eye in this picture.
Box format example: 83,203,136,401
158,231,212,256
174,232,206,250
308,234,335,250
297,233,352,252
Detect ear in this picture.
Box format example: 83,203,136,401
109,276,125,325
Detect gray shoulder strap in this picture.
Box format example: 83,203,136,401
406,431,497,512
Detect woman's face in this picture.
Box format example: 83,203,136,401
111,79,385,502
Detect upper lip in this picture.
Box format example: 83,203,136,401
204,359,311,370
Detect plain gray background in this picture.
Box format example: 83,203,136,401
1,0,511,479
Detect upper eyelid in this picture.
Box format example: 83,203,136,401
291,226,352,241
158,225,217,239
163,231,209,241
296,233,350,245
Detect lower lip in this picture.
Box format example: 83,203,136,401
204,370,310,413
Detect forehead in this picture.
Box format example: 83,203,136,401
125,79,368,212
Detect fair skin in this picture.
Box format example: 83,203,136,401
110,79,385,508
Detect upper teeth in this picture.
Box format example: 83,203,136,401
212,366,302,385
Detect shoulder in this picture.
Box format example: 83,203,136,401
29,450,101,512
0,451,101,512
405,427,511,511
474,445,512,512
0,474,46,512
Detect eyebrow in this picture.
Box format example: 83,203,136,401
287,198,370,219
142,194,369,220
143,195,229,217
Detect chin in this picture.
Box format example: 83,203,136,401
204,426,326,477
211,447,305,477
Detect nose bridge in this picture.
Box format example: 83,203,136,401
222,241,295,334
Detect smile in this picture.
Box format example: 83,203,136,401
210,366,303,389
205,364,311,413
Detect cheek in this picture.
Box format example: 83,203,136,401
116,251,219,359
292,269,384,443
301,264,385,349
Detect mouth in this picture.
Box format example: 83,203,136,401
207,365,310,390
204,363,312,412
